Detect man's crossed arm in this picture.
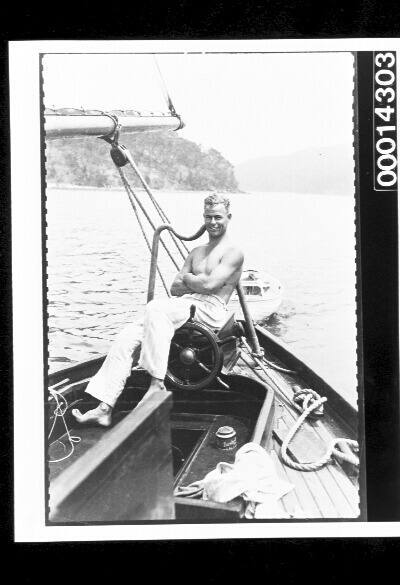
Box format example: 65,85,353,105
170,248,243,297
170,253,194,297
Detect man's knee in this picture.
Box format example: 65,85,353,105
114,322,143,347
145,299,157,312
145,298,170,317
144,297,191,329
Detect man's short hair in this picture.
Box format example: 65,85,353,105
204,192,231,213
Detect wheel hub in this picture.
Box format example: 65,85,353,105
179,347,196,365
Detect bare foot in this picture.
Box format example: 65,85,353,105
136,379,167,407
147,378,167,395
71,402,112,427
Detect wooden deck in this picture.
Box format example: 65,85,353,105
231,347,360,519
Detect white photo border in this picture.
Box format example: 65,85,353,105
10,38,400,542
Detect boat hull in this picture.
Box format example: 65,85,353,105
228,295,282,321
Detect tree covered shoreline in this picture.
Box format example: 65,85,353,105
45,131,239,192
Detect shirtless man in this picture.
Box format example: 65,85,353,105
72,193,244,426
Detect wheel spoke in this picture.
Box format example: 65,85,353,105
195,353,213,367
195,360,211,373
197,346,212,353
172,342,183,351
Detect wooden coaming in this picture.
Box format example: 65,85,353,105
49,391,175,523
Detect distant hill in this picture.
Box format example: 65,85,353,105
46,131,239,192
235,144,354,195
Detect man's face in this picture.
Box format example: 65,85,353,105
203,203,231,239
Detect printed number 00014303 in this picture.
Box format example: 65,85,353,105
374,52,397,190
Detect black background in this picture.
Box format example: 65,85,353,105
1,0,400,573
357,52,399,521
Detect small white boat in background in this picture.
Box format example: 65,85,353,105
229,269,283,321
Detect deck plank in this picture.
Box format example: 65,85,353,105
273,443,323,517
322,460,360,514
277,392,359,518
308,419,360,514
269,449,304,518
273,414,333,517
318,464,359,517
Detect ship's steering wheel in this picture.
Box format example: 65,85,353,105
166,306,223,390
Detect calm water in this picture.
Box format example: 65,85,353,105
46,188,358,406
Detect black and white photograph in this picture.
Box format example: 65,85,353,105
9,40,400,540
43,49,361,523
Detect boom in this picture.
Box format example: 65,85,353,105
44,108,183,139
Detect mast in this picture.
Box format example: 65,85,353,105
45,108,183,139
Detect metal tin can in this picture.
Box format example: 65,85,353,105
215,426,237,450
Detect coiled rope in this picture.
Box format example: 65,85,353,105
47,378,81,463
48,380,81,463
280,390,359,471
239,345,359,471
292,385,324,416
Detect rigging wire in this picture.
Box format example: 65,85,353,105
103,124,185,294
152,55,178,117
135,56,190,258
118,168,171,296
103,95,194,295
118,165,181,271
125,150,190,259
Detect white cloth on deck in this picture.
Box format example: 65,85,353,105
175,442,294,519
84,293,230,408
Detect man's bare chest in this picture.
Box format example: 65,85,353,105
191,247,223,275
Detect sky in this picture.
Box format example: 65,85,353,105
43,52,354,165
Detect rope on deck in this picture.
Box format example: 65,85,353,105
239,344,360,471
280,394,360,471
292,385,324,416
48,387,81,463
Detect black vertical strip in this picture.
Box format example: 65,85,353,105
1,41,13,543
356,51,400,520
353,53,367,521
39,54,49,524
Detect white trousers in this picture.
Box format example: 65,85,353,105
85,293,230,407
